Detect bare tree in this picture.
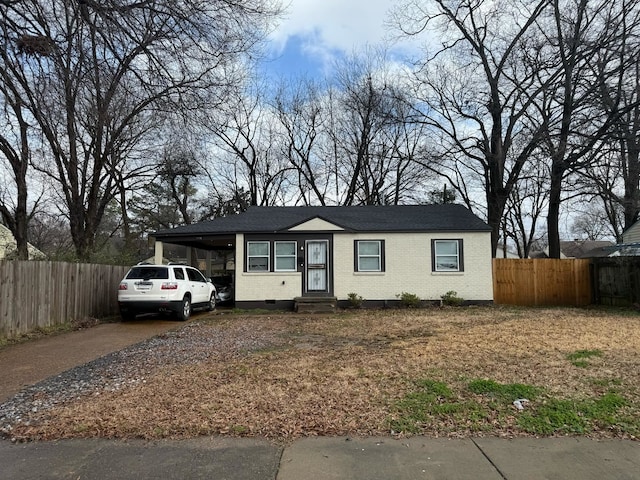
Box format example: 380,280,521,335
569,201,619,241
0,76,38,259
273,78,330,205
502,156,550,258
581,0,640,233
531,0,640,257
127,140,204,235
392,0,552,255
325,50,430,205
205,80,295,207
0,0,281,261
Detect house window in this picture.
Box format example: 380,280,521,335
355,240,384,272
275,241,297,271
247,241,269,271
432,239,463,272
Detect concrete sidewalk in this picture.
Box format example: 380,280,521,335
1,436,638,480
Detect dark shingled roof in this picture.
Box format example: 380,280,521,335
153,204,490,238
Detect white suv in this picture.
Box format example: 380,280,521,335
118,264,216,321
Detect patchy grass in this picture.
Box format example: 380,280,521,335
566,349,603,367
517,392,629,435
467,379,541,400
8,306,640,441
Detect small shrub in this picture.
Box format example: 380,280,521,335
397,291,421,308
440,290,464,306
347,292,364,308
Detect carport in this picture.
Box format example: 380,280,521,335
151,226,237,303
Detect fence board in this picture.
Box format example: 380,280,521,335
592,257,640,306
0,261,129,339
493,258,592,307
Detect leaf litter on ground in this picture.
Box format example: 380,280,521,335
4,307,640,441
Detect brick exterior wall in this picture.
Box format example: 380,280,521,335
235,231,493,303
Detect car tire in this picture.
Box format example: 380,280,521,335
206,292,216,312
177,296,191,321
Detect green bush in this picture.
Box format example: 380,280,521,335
397,291,421,308
440,290,464,306
347,292,364,308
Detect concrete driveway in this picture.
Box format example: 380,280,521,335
0,317,189,403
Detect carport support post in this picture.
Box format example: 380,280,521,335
186,246,196,267
205,251,212,277
154,240,164,264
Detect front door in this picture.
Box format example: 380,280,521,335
305,240,329,295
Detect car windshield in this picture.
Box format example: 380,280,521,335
126,266,169,280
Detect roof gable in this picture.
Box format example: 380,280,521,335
288,217,345,232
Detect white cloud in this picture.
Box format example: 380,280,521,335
270,0,396,57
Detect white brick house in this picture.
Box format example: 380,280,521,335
152,205,494,309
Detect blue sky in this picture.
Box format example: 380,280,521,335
261,0,411,79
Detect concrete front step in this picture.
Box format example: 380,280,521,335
294,296,337,313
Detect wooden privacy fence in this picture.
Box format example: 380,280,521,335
0,261,129,339
493,258,592,307
592,256,640,306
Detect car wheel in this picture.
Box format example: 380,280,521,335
177,296,191,321
206,292,216,312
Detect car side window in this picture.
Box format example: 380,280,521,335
187,268,205,282
173,267,185,280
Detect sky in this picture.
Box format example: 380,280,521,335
261,0,411,79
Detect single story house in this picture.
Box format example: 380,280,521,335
151,205,493,310
623,220,640,244
529,240,615,259
0,224,46,260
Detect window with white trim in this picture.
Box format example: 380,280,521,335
433,239,463,272
247,241,270,271
356,240,383,272
275,241,297,271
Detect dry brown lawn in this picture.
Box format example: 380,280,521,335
13,306,640,441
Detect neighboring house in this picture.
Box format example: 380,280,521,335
151,205,493,310
0,224,46,260
623,220,640,244
495,246,520,259
585,243,640,257
530,240,615,259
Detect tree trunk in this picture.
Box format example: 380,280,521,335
624,146,640,230
547,163,564,258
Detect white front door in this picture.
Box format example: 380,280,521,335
305,240,329,293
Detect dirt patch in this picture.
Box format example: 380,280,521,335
5,307,640,441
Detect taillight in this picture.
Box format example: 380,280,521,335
119,283,128,290
161,282,178,290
